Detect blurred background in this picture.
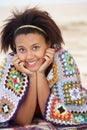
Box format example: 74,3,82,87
0,0,87,88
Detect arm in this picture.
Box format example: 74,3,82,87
37,48,55,115
37,72,50,115
13,73,37,125
12,57,37,125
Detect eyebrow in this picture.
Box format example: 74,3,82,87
32,43,40,46
16,43,40,48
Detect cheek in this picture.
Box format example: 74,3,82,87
17,53,25,61
38,50,46,58
39,53,45,59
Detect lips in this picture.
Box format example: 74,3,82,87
25,58,43,71
26,60,37,67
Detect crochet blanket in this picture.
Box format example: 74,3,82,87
0,49,87,129
0,53,29,123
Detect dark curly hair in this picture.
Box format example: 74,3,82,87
1,7,64,53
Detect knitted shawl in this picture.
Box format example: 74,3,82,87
0,48,87,128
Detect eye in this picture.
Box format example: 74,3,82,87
18,48,26,53
32,45,40,51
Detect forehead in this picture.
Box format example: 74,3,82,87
15,33,48,47
15,33,45,42
14,27,47,39
14,28,48,43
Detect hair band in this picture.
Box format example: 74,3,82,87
14,25,47,35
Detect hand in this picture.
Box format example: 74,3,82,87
37,48,55,74
12,55,35,76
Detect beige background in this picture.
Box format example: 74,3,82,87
0,2,87,88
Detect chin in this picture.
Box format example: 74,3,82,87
30,69,37,72
27,67,39,72
26,64,41,72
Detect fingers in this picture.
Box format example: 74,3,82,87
44,48,55,63
45,48,55,58
17,61,34,75
46,48,55,53
12,55,25,71
38,48,55,72
12,55,33,75
12,56,22,68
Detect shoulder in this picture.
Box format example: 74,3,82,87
54,48,75,63
0,52,16,76
55,47,72,56
54,47,79,78
0,52,15,64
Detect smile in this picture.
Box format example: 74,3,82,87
27,61,37,66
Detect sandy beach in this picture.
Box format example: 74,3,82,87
0,2,87,88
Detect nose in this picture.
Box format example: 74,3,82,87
26,51,34,60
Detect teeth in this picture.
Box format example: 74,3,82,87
28,61,36,65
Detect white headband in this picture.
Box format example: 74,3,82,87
15,25,47,35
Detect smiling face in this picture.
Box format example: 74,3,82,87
15,33,50,72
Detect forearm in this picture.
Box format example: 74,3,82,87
13,73,37,125
37,72,50,115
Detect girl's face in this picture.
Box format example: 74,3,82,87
15,33,50,72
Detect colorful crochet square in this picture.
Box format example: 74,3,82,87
50,98,71,121
63,82,85,105
59,51,76,76
71,111,87,123
0,98,14,119
5,65,25,96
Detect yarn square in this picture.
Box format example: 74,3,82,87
0,98,14,119
5,65,26,97
59,51,76,77
63,82,85,105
